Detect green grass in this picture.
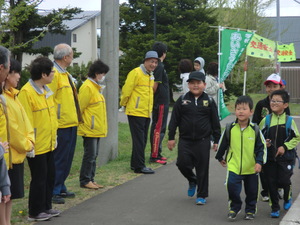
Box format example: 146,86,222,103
11,122,178,224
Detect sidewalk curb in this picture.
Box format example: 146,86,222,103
280,193,300,225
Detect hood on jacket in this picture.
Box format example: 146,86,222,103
194,57,205,74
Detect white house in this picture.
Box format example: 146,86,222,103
22,11,100,67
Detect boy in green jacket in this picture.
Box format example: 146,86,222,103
216,96,266,221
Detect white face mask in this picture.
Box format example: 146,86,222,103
99,76,105,83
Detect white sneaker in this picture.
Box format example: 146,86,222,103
262,196,269,202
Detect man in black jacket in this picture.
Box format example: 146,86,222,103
167,71,221,205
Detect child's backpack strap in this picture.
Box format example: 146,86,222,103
225,122,234,143
285,115,293,137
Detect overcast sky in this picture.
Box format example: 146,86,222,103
38,0,300,17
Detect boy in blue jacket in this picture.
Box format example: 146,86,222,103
216,96,266,220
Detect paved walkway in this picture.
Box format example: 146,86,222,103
37,113,300,225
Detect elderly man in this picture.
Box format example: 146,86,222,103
120,51,159,174
48,43,82,204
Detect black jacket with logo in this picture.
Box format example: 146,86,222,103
168,91,221,142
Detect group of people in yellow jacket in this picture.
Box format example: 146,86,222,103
0,43,110,223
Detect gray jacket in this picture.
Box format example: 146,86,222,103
0,145,10,196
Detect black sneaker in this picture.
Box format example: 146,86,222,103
28,212,51,222
52,195,65,204
244,213,255,220
228,210,239,220
59,191,75,198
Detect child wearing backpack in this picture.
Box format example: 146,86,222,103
216,96,267,221
259,90,300,218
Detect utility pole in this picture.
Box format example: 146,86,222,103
99,0,119,165
153,0,157,40
276,0,281,74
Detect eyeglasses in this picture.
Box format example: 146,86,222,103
271,100,284,104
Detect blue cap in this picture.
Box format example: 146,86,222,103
144,51,159,61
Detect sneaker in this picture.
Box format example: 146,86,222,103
261,195,269,202
81,181,99,190
59,191,75,198
187,183,196,197
244,213,255,220
228,210,239,220
45,209,61,217
159,156,167,161
270,210,280,218
284,198,292,210
28,212,51,222
150,159,167,165
195,197,206,205
52,195,65,204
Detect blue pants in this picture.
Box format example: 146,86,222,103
53,126,77,195
79,137,100,186
227,171,259,214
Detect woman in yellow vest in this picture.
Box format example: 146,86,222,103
78,60,109,189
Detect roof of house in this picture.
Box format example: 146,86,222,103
263,16,300,59
63,10,100,30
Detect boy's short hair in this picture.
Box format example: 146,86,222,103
30,57,53,81
88,60,109,78
152,42,167,58
235,95,253,110
270,89,289,103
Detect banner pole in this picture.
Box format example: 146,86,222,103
217,26,222,117
243,55,248,95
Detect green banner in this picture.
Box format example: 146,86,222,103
277,43,296,62
219,29,253,120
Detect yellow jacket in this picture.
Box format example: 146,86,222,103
4,88,35,164
18,80,58,155
47,62,79,128
78,79,107,137
120,65,154,118
0,96,10,169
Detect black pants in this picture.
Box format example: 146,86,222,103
128,115,150,170
227,171,259,214
149,104,169,159
264,160,293,212
176,137,210,198
27,151,55,216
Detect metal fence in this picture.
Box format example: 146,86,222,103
261,67,300,103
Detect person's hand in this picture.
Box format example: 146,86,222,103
219,83,224,89
26,149,35,158
0,141,9,153
219,160,227,167
276,146,285,157
255,163,262,173
2,194,11,203
266,139,272,148
212,143,218,152
167,140,176,151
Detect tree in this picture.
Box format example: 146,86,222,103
207,0,276,93
0,0,82,64
119,0,219,102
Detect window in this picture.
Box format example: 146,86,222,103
73,34,77,43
